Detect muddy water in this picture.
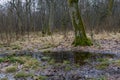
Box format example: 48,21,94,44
0,73,15,80
0,51,119,80
42,51,115,64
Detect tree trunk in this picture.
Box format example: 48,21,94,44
68,0,92,46
48,0,55,35
108,0,114,16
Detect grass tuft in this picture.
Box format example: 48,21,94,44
5,66,17,73
14,71,32,78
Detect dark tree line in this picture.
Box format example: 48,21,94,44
0,0,119,45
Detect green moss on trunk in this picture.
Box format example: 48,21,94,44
108,0,114,16
68,0,78,6
68,0,92,46
72,36,92,46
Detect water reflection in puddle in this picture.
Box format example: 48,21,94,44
42,51,115,65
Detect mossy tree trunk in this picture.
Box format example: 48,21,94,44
107,0,114,16
67,0,92,46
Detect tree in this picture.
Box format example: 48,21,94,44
25,0,32,38
67,0,92,46
107,0,114,16
9,0,23,39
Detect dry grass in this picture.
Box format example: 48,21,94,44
0,31,119,52
7,32,73,50
92,31,120,40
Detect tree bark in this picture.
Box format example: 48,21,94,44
108,0,114,16
68,0,92,46
48,0,55,35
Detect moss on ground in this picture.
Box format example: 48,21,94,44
5,66,17,73
95,58,110,70
0,78,8,80
0,57,24,64
14,71,32,78
23,58,39,69
0,56,40,71
33,75,47,80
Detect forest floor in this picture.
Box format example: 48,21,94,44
0,31,119,54
0,31,120,80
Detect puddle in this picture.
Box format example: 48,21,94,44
0,73,15,80
0,51,119,80
0,50,117,64
41,51,116,65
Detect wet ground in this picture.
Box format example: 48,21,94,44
0,51,120,80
